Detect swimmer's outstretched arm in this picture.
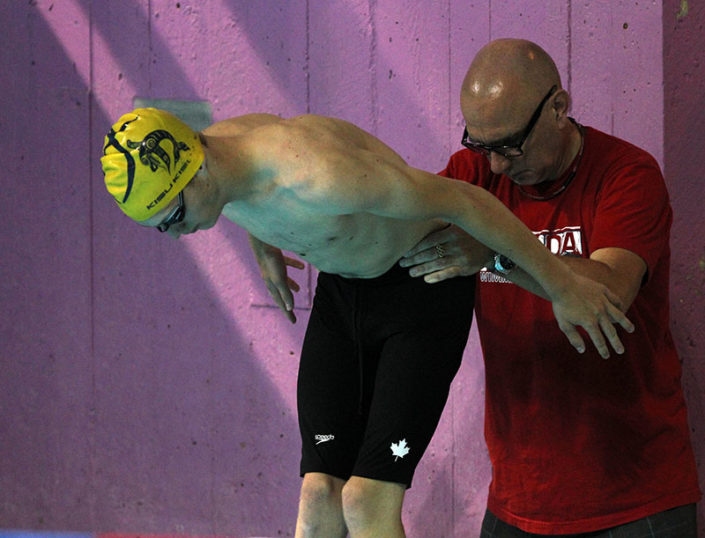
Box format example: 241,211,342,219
302,146,633,358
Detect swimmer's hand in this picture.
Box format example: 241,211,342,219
248,234,305,323
403,227,635,358
551,273,634,359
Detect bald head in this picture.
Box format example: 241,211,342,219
459,39,581,185
461,39,562,130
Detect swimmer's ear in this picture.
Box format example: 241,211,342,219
193,161,207,179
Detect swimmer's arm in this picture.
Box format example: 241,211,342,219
403,227,645,311
247,234,305,324
313,149,569,293
306,147,633,358
488,248,645,311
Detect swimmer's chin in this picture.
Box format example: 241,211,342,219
173,224,201,237
188,219,219,234
200,218,220,231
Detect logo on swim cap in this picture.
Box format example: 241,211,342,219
101,108,204,222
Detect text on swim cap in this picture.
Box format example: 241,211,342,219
145,159,190,210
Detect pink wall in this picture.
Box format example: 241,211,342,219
664,2,705,534
1,1,702,536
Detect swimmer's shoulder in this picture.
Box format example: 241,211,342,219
202,113,283,137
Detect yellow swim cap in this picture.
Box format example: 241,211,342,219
101,108,204,222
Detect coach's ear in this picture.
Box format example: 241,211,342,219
552,88,571,124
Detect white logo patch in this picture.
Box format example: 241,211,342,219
390,439,410,461
314,434,335,445
480,226,584,284
534,226,583,256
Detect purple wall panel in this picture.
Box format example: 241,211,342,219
573,1,664,163
448,1,490,143
200,1,309,119
374,1,451,171
149,0,208,100
664,0,705,529
490,0,571,67
308,0,375,126
570,3,617,133
607,1,664,165
2,0,703,536
0,0,94,530
571,4,664,163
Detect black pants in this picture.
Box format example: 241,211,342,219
480,504,697,538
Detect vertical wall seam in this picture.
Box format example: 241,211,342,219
609,6,614,135
305,0,311,114
369,0,378,134
87,0,97,528
148,1,153,92
447,0,453,156
567,0,573,94
446,1,455,533
488,0,493,40
660,0,666,171
305,0,313,302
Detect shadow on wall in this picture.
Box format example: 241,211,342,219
91,214,302,535
88,1,304,533
1,0,96,530
1,2,302,536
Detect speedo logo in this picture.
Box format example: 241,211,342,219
314,434,335,445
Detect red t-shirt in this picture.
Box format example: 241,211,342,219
441,125,701,534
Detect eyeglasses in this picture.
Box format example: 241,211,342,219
156,191,186,232
461,85,558,158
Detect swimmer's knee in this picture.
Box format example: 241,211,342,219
299,472,345,509
341,476,405,526
296,473,347,537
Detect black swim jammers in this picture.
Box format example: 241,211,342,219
297,262,475,487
